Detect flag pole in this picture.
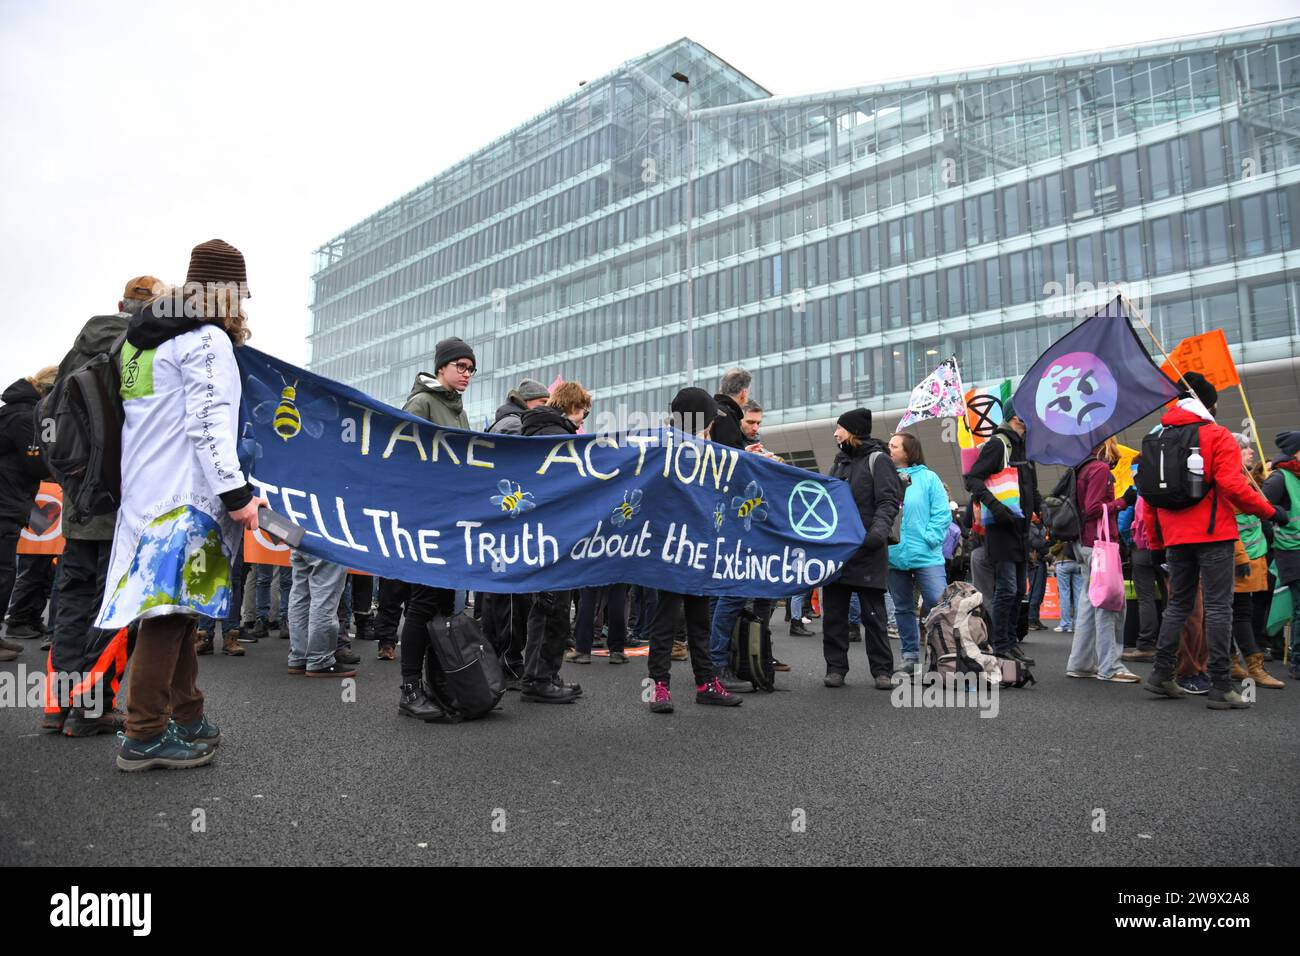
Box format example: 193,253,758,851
1236,381,1270,477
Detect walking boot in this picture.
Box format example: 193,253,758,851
1246,652,1284,689
195,629,213,655
399,682,453,722
222,630,245,656
1230,653,1249,681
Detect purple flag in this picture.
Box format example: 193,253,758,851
1011,296,1180,466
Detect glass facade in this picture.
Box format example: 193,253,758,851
309,25,1300,435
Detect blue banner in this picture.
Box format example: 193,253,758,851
233,348,866,596
1011,296,1181,467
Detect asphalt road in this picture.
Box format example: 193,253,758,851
1,618,1297,867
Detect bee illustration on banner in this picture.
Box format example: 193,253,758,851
731,481,769,531
247,374,339,442
712,499,726,531
611,489,643,527
491,480,536,518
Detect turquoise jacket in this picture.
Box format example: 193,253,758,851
888,464,951,570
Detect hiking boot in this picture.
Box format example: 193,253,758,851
1176,673,1212,695
564,650,591,664
1006,645,1035,666
4,621,43,640
552,675,582,697
335,648,361,665
608,650,628,664
649,680,673,713
790,621,813,637
252,617,269,640
172,713,221,748
222,631,245,656
1121,648,1155,662
824,672,845,688
717,667,749,693
306,661,357,678
62,708,120,737
40,707,70,733
670,641,689,661
399,682,452,722
771,658,790,672
521,680,578,703
1206,686,1251,710
695,677,742,707
1246,653,1284,689
377,642,396,661
874,674,895,690
116,726,215,772
847,624,861,642
1230,653,1249,681
195,630,213,655
1145,673,1187,699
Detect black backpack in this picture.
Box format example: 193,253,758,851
1135,423,1210,511
1041,463,1087,542
423,611,505,720
729,606,775,691
34,332,134,524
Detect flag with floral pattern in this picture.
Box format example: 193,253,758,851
898,357,964,429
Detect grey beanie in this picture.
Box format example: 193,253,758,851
515,378,550,402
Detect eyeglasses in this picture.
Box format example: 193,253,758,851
451,362,477,375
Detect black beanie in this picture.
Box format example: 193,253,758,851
1179,371,1218,410
670,387,718,435
434,337,475,372
1002,399,1018,423
836,407,873,439
1276,430,1300,457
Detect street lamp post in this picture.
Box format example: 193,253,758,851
672,71,694,387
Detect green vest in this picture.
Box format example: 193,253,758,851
1237,513,1267,559
1275,470,1300,552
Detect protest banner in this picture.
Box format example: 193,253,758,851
18,482,64,557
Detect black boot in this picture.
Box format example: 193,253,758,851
1005,644,1035,666
521,679,579,703
355,614,375,641
399,682,453,722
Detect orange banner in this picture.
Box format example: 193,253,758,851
1160,328,1240,391
18,482,64,556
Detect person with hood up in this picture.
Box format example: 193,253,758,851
885,431,951,676
823,408,903,689
1262,429,1300,680
96,240,266,770
0,365,57,664
1141,372,1286,709
394,337,475,722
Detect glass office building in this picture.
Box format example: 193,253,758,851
310,22,1300,477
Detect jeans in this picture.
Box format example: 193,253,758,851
887,565,947,661
287,551,349,671
1055,560,1083,629
1153,541,1235,687
255,564,291,621
884,589,897,628
1066,544,1125,677
1027,561,1046,621
991,560,1026,656
849,592,861,626
789,592,804,621
970,545,995,610
709,595,773,671
822,583,891,677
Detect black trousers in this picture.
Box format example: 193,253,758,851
7,553,54,625
646,590,712,687
375,577,409,648
823,583,892,678
50,537,127,708
399,583,454,684
523,589,570,684
480,591,531,678
575,585,627,653
1130,550,1162,651
0,519,22,628
351,574,374,619
1232,590,1261,657
1153,541,1235,687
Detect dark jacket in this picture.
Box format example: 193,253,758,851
0,379,48,524
830,438,902,590
521,405,578,438
711,394,747,451
488,390,530,436
964,425,1042,564
403,372,469,429
1263,466,1300,585
58,313,129,540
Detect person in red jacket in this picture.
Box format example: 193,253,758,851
1142,372,1288,709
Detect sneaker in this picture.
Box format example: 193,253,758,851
1096,669,1140,683
771,658,790,672
696,677,742,706
623,633,649,648
0,645,18,662
717,667,750,693
1207,686,1251,710
62,708,121,737
116,725,215,772
1176,673,1212,695
897,659,920,676
671,641,689,661
799,616,813,626
306,661,357,678
287,661,307,675
0,636,23,652
608,650,628,664
1054,624,1072,633
171,713,221,748
1121,649,1155,662
4,622,43,640
824,672,845,688
649,680,673,713
1145,673,1187,699
790,621,814,637
335,648,361,665
235,626,258,644
1066,669,1096,678
1028,620,1045,631
377,643,396,661
564,650,591,664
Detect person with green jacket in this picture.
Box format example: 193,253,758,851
394,337,475,722
886,432,952,674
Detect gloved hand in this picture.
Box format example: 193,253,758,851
864,530,886,551
990,502,1016,526
1273,506,1290,526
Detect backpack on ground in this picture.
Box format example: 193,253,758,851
729,606,775,691
423,611,505,720
1135,423,1210,511
33,332,132,523
923,582,1035,688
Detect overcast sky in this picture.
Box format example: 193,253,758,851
1,0,1295,389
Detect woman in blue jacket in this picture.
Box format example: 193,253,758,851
887,432,953,674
